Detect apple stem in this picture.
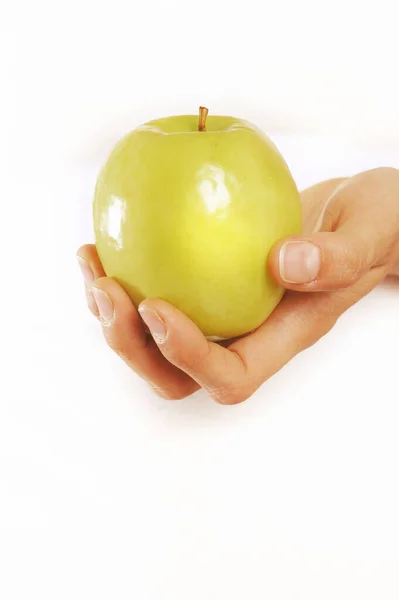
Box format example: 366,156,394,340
198,106,209,132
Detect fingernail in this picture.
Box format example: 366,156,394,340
279,241,321,284
77,256,94,286
92,287,114,325
138,306,167,344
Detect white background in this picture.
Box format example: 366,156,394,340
2,1,399,598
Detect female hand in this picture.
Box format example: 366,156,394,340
77,167,399,404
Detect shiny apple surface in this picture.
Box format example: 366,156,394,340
94,115,302,339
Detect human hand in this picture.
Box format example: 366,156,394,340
77,167,399,404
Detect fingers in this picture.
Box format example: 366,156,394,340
269,168,399,292
76,244,105,317
91,278,199,400
138,299,249,405
76,244,198,400
76,244,250,403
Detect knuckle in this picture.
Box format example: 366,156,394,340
149,383,191,401
210,382,252,405
331,243,366,286
374,166,399,179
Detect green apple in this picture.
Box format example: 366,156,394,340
93,108,301,340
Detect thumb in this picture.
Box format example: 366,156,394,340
269,167,399,292
268,229,380,292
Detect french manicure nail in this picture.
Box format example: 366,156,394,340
279,241,321,284
77,256,94,286
92,287,114,325
138,306,167,344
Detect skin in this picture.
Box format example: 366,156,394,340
77,167,399,405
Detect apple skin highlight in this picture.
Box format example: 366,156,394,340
93,109,302,340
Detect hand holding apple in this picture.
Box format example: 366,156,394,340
78,167,399,404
